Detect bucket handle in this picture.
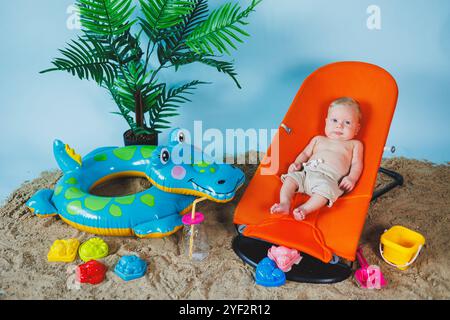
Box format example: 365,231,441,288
379,243,423,269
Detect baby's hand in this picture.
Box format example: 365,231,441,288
339,176,356,193
288,162,302,173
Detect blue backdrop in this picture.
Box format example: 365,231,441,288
1,0,449,202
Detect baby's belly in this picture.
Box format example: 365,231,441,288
310,152,351,177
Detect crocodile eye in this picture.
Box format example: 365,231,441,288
160,148,170,164
178,131,185,143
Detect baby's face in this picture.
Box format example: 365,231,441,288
325,105,360,141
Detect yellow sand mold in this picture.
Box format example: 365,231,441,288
47,238,80,262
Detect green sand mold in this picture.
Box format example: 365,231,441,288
79,237,109,262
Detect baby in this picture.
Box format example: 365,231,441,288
270,97,364,221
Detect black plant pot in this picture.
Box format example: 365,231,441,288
123,129,158,146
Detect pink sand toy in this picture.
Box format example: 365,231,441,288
355,246,387,289
267,245,302,272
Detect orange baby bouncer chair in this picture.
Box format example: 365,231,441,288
232,61,403,283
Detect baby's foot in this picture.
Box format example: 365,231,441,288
270,203,290,214
293,206,310,221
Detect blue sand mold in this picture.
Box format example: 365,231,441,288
255,257,286,287
114,255,148,281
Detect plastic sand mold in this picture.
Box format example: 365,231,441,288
114,255,147,281
79,237,109,262
255,257,286,287
76,260,107,285
47,238,80,262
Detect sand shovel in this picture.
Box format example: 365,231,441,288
355,246,387,289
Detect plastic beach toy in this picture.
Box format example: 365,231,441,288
26,128,245,238
355,246,387,289
78,238,109,262
255,257,286,287
114,255,147,281
380,225,425,270
47,238,80,262
267,245,302,272
76,260,107,285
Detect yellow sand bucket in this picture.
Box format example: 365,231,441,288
379,226,425,270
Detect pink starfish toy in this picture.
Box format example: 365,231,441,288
267,245,302,272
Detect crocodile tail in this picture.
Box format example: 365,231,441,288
26,189,58,217
53,139,82,173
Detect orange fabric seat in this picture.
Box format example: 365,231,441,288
233,61,398,263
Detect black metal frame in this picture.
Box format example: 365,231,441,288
232,166,403,284
372,167,404,200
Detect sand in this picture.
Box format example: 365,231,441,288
0,156,449,300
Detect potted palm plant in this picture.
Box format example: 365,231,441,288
41,0,262,145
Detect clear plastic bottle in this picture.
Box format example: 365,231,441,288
181,212,209,261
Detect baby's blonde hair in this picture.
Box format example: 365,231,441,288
329,97,362,121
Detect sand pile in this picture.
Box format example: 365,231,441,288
0,156,449,299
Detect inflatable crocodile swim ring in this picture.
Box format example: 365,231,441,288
26,129,245,238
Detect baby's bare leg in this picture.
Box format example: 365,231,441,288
293,194,328,221
270,177,298,214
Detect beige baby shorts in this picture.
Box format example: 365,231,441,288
281,159,344,207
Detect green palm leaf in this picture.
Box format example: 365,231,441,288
78,0,136,36
140,0,195,42
179,0,209,36
108,84,139,131
185,0,261,55
197,57,241,88
150,80,207,132
156,0,209,64
108,31,144,65
170,52,241,88
112,61,164,118
113,62,148,112
40,36,116,85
